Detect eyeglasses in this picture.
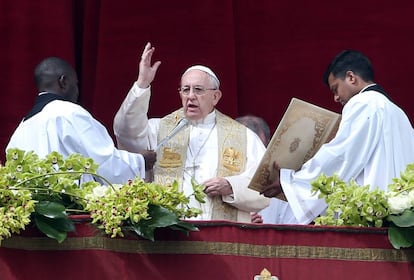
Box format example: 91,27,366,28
178,86,217,96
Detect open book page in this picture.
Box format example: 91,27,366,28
248,98,341,200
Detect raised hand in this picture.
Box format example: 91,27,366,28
137,42,161,88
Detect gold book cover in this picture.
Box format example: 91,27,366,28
248,98,341,200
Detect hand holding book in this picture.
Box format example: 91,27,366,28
248,98,341,200
259,162,287,201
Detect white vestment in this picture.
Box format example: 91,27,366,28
280,84,414,224
6,99,145,184
114,83,270,222
259,198,298,224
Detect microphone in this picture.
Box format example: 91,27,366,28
156,118,189,150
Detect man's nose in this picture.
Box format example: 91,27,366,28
187,88,198,98
334,95,340,103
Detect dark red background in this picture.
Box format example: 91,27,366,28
1,0,414,163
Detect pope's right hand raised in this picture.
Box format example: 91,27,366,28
137,42,161,89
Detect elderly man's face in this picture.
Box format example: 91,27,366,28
179,70,221,121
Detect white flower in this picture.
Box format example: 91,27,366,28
387,194,411,214
85,185,108,199
85,184,124,200
93,185,109,197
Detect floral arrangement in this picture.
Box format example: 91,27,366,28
0,149,206,244
311,164,414,249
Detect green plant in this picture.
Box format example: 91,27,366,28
311,165,414,249
311,174,388,227
85,179,204,241
385,164,414,249
0,149,206,244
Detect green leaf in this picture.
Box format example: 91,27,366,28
130,205,183,241
34,215,75,243
387,210,414,227
168,221,199,235
130,223,156,242
167,226,191,236
147,205,180,227
388,226,414,249
175,220,199,231
42,216,75,232
35,201,67,219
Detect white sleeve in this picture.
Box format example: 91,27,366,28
113,83,152,152
280,98,383,224
59,108,146,184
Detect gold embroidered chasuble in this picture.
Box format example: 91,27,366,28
154,109,247,221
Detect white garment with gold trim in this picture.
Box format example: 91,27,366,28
114,83,270,222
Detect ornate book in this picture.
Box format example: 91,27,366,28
248,98,341,200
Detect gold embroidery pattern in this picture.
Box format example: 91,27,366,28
248,98,341,195
155,109,188,187
216,111,247,177
303,115,330,162
213,111,248,221
256,162,272,185
159,147,182,168
254,268,279,280
155,109,248,221
289,137,301,153
3,237,414,263
222,147,242,172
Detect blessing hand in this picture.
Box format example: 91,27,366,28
137,42,161,88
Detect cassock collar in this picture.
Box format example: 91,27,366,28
360,83,391,101
189,110,216,126
23,92,69,121
360,83,377,93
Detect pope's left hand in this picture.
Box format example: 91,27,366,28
203,177,233,197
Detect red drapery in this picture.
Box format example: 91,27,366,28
1,1,414,163
1,3,414,277
0,220,413,279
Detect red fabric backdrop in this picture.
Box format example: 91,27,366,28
1,0,414,163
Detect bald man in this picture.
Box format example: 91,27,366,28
6,57,156,183
114,42,269,222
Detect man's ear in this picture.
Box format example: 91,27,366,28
345,70,357,84
212,89,222,105
57,75,67,90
